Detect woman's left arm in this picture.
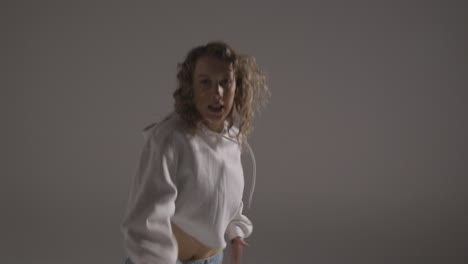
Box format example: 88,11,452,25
226,200,253,241
226,200,253,264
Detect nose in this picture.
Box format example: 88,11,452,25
213,83,223,97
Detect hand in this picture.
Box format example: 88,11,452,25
230,236,249,264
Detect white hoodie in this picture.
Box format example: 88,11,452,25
121,111,256,264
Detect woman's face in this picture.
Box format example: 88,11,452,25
192,56,236,132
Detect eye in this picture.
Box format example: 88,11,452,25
221,79,233,86
200,79,210,85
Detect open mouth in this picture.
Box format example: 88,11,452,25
208,104,224,113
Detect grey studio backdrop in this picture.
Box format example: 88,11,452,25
2,1,467,264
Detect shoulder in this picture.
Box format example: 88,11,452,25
226,124,246,146
141,111,191,147
228,124,240,135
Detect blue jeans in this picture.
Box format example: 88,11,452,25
124,250,223,264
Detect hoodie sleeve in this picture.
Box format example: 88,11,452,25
121,130,179,264
225,200,253,241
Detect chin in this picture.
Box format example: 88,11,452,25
205,117,224,125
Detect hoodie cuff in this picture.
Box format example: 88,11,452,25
226,225,248,241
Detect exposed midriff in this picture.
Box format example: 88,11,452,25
171,221,222,261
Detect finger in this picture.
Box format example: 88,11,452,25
231,243,242,264
231,255,240,264
235,238,249,247
231,250,240,264
234,237,249,247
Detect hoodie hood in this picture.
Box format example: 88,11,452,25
141,112,257,211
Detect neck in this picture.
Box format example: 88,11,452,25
202,120,225,133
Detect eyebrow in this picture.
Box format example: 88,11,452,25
196,74,233,78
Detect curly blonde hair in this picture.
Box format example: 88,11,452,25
173,41,270,146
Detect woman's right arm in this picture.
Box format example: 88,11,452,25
121,132,179,264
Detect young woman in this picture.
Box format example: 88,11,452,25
121,41,270,264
